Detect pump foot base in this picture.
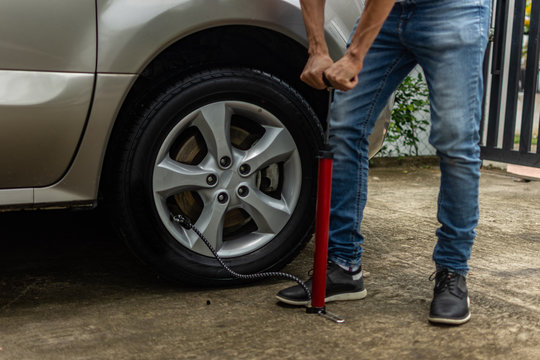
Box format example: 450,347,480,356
306,306,345,323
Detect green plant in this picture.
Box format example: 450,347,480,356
522,0,531,64
380,72,430,157
525,0,531,34
514,134,538,145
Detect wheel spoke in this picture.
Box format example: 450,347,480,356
193,197,228,252
241,126,296,174
153,156,213,198
240,187,292,234
192,102,233,163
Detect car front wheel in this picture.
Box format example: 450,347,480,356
108,68,323,285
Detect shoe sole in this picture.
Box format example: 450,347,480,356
276,289,367,306
427,312,471,325
428,297,471,325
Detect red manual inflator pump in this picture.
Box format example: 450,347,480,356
305,84,344,323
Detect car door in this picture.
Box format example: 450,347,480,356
0,0,96,189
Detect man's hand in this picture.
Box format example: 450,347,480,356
300,53,334,90
299,0,393,91
300,53,360,91
323,54,361,91
322,0,395,91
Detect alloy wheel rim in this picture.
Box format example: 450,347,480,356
152,100,302,258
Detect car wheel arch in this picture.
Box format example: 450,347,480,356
100,25,328,188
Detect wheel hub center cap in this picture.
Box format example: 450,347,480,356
215,162,253,205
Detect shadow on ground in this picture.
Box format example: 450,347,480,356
0,210,174,308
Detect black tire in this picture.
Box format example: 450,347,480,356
107,68,323,285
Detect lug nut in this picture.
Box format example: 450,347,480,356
217,192,229,204
220,156,231,168
237,186,249,197
239,164,251,175
206,174,217,186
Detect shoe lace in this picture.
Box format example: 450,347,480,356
429,269,458,293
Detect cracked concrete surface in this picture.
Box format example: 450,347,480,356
0,165,539,359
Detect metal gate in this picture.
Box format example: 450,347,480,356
481,0,540,167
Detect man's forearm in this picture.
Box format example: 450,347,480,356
346,0,395,65
298,0,395,90
300,0,328,56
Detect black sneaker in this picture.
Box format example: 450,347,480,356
276,261,367,306
428,269,471,325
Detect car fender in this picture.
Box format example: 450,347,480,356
96,0,352,74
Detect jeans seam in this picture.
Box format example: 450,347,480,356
348,51,409,252
463,4,484,156
360,51,408,143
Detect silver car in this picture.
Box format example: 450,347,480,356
0,0,389,284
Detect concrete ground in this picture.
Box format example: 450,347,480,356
1,164,539,360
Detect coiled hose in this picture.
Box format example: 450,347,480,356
171,214,311,301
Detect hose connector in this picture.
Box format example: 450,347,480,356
171,214,192,230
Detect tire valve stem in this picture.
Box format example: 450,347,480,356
171,214,192,230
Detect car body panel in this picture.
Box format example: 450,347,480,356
0,0,96,72
1,74,136,208
0,0,97,191
0,188,33,207
0,71,94,189
33,74,137,205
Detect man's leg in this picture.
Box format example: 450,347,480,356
327,6,417,271
276,5,417,305
404,0,491,324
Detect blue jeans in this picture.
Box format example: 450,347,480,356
327,0,491,275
